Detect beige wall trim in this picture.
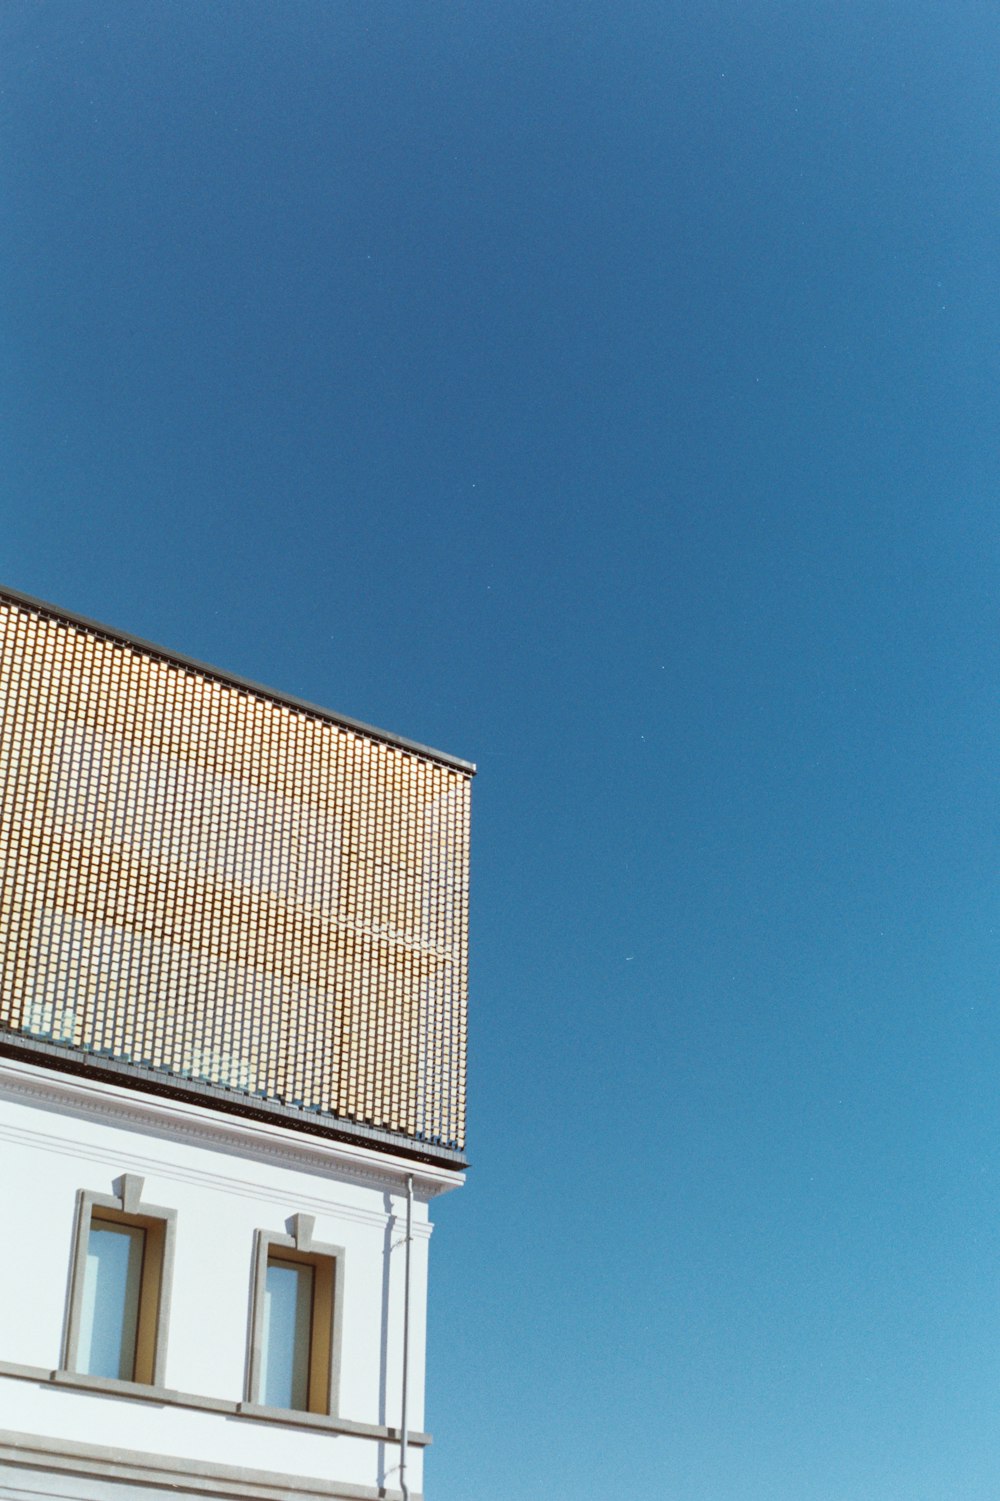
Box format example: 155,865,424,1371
0,1362,431,1446
0,1428,422,1501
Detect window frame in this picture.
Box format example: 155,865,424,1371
245,1214,345,1417
63,1174,176,1388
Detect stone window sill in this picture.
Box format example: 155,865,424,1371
0,1362,431,1446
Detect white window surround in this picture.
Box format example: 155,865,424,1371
63,1173,176,1388
245,1214,346,1418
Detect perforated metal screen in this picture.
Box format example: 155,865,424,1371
0,591,470,1154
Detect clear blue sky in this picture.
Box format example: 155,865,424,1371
3,4,999,1497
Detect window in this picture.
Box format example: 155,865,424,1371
64,1175,175,1387
260,1252,332,1409
79,1217,145,1379
247,1215,344,1415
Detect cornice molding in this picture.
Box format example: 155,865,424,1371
0,1121,435,1241
0,1058,463,1201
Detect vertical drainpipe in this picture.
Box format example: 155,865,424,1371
399,1172,414,1501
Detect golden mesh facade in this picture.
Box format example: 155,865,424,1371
0,592,470,1154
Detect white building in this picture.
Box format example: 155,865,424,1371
0,587,473,1501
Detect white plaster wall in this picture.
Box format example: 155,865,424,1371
0,1059,462,1497
0,1377,394,1490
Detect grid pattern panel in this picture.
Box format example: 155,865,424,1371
0,595,470,1151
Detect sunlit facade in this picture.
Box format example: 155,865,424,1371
0,585,473,1501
